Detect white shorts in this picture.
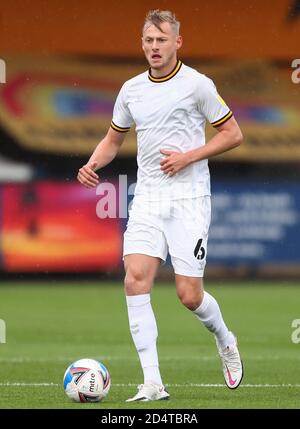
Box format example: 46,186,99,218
123,196,211,277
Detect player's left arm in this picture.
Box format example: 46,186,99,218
160,116,243,176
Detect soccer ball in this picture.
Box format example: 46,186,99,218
63,358,111,403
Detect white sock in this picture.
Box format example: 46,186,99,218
193,291,235,350
126,294,163,386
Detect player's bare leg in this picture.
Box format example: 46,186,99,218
124,254,170,401
124,254,159,296
175,274,243,389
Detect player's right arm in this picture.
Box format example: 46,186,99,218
78,81,133,188
77,127,127,188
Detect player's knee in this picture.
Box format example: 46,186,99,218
179,296,201,311
124,267,147,295
177,289,203,311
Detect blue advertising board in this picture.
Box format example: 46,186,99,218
124,178,300,268
209,181,300,265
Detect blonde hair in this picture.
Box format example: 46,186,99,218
143,9,180,35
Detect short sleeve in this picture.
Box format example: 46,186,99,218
111,83,134,133
197,76,233,127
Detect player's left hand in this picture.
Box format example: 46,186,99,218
160,149,190,177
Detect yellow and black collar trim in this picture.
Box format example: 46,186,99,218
110,121,131,133
148,60,182,83
211,110,233,127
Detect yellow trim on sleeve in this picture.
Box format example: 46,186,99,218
211,111,233,127
110,121,131,133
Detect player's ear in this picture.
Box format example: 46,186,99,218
176,35,183,50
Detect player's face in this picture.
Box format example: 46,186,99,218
142,22,182,72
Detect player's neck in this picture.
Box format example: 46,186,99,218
150,58,178,78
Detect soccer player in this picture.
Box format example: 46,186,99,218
77,9,244,402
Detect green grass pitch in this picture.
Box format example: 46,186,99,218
0,281,299,409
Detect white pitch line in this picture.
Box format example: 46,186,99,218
0,383,59,386
0,355,294,363
0,382,299,388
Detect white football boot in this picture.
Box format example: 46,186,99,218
217,332,244,389
126,382,170,402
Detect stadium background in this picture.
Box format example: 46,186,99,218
0,0,300,410
0,0,299,279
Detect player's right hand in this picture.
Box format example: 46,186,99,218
77,161,99,188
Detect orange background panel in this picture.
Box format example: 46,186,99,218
2,182,122,272
0,0,299,58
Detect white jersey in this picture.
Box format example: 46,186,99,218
111,60,232,201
